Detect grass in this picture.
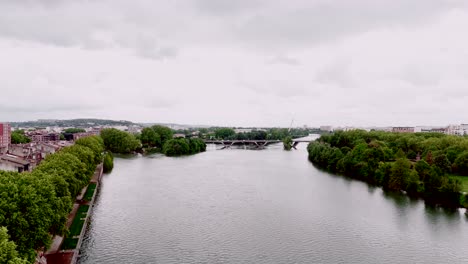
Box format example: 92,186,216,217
83,183,96,202
61,238,78,250
451,175,468,193
60,205,89,250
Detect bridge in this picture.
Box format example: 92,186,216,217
203,139,311,149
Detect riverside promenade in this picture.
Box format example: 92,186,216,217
43,164,103,264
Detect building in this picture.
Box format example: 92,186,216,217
0,123,11,153
73,130,100,141
320,126,333,132
0,154,30,172
173,133,186,138
27,131,61,142
446,124,468,136
430,128,446,133
392,127,415,133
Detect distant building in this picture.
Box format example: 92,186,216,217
234,128,252,133
392,127,415,133
173,133,186,138
320,126,333,132
28,132,61,142
0,123,11,153
430,128,446,133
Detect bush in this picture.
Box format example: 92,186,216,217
103,152,114,173
163,138,206,157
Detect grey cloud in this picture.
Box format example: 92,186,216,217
1,0,468,126
267,55,301,66
234,0,464,50
315,59,354,88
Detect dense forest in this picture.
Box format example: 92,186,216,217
307,130,468,208
0,136,105,263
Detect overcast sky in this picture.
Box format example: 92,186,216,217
1,0,468,127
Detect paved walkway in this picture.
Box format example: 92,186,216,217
43,164,103,264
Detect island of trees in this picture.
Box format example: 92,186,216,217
308,130,468,208
100,125,206,156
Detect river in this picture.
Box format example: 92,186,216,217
79,135,468,264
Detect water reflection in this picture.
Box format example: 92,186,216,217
79,140,468,264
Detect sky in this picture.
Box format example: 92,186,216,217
1,0,468,127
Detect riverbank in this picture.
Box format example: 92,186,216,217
44,164,103,264
308,131,468,209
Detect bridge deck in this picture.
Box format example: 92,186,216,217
204,139,311,144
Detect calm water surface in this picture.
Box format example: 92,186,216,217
79,136,468,264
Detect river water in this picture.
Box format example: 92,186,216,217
79,136,468,264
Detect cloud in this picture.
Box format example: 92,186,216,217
1,1,468,127
267,55,301,66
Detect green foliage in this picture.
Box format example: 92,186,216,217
103,152,114,173
140,127,161,148
308,130,468,207
63,128,86,134
0,136,105,260
450,176,468,193
10,130,31,144
0,227,29,264
100,128,141,154
453,151,468,175
163,138,206,156
283,136,293,150
151,125,173,145
75,136,105,164
0,172,67,261
214,128,236,139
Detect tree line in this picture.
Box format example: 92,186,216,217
0,136,105,263
307,130,468,208
212,127,311,140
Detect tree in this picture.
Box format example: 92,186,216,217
151,125,173,146
0,227,28,264
283,136,293,150
0,172,67,261
75,136,105,164
388,158,411,191
10,130,31,144
103,152,114,173
214,128,235,140
100,128,141,153
434,154,451,173
63,128,86,134
140,127,161,148
453,151,468,175
163,138,190,156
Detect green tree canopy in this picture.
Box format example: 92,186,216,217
63,128,86,134
10,130,31,144
151,125,173,145
100,128,141,153
0,227,28,264
140,127,161,148
214,128,236,139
